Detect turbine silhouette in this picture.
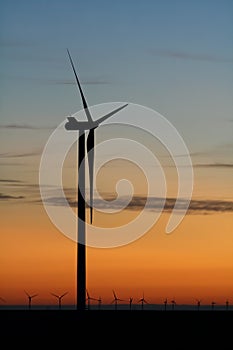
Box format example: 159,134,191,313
226,299,229,311
51,292,68,309
0,297,6,304
86,290,98,310
24,290,38,310
171,299,176,310
65,49,128,310
129,297,133,310
97,296,102,310
111,290,124,310
138,293,148,310
211,301,216,310
195,299,201,311
164,298,168,311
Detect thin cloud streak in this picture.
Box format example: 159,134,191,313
150,49,233,63
0,74,111,86
42,194,233,214
0,124,55,130
193,163,233,168
52,79,111,85
0,151,41,158
0,193,24,200
0,179,23,183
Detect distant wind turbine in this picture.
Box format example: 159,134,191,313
171,299,176,310
164,298,168,311
51,292,68,309
211,301,216,310
97,296,102,310
86,290,98,310
111,290,124,310
196,299,201,311
226,299,229,311
129,297,133,310
24,290,38,310
138,293,148,310
65,49,128,311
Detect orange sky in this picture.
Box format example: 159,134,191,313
1,198,232,306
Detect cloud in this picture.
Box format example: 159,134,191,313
0,150,41,158
0,179,23,183
0,193,24,200
0,73,111,86
51,79,111,85
150,49,233,63
42,194,233,214
95,195,233,214
193,163,233,168
0,124,55,130
41,196,76,207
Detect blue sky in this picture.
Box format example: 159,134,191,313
0,0,232,171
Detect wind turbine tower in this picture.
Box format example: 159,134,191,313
65,49,128,310
24,290,38,310
111,290,124,310
51,292,68,309
138,292,148,310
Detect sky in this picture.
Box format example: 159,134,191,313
0,0,233,306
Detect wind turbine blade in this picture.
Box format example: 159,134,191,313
66,49,92,123
112,290,117,299
31,294,38,298
51,293,59,298
95,104,128,125
24,290,30,297
87,128,95,224
61,292,68,298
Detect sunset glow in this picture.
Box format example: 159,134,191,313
0,0,232,309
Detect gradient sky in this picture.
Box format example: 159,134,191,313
0,0,233,306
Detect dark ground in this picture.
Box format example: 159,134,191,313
0,310,232,348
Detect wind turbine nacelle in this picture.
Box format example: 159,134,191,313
65,117,97,131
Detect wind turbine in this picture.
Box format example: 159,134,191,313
138,293,148,310
164,298,168,311
111,290,124,310
86,290,98,310
196,299,201,311
97,296,102,310
129,297,133,310
51,292,68,309
226,299,229,311
24,290,38,310
171,298,176,310
211,301,216,310
65,49,128,311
